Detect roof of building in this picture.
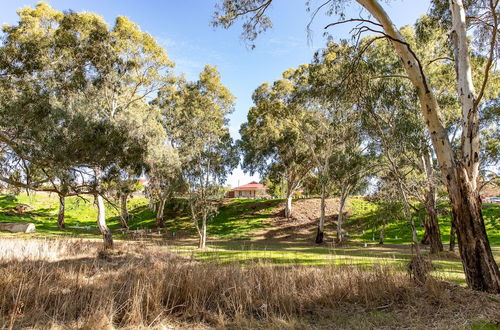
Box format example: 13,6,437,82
232,181,267,191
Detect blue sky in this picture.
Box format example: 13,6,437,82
0,0,431,187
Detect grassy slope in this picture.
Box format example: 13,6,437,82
347,197,500,245
2,193,498,244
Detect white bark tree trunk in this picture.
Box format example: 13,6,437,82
199,214,207,249
450,0,480,189
336,192,347,243
356,0,500,293
96,194,113,249
284,192,293,218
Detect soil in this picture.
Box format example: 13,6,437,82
255,198,344,242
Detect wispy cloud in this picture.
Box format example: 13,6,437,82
156,34,231,80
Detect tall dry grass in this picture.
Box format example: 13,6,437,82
0,238,498,329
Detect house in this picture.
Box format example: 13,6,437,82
481,183,500,204
226,181,268,199
138,178,149,187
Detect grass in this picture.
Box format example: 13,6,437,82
2,193,498,244
347,197,500,245
0,238,499,329
171,242,498,285
0,193,280,239
0,195,499,328
0,192,498,285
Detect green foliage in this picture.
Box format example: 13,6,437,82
156,66,238,242
239,69,315,198
0,1,173,195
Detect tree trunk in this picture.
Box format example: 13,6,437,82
449,211,456,252
447,0,500,292
448,172,500,292
420,148,443,253
284,192,293,218
199,214,207,249
156,198,166,228
379,217,386,245
336,194,347,243
401,187,421,256
357,0,500,293
409,214,421,256
57,194,65,229
119,193,129,229
96,194,113,249
421,229,429,245
423,202,443,254
315,186,326,244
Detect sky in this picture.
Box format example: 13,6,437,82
0,0,432,187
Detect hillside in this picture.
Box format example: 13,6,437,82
0,193,498,247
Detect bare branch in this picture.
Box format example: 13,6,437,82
475,0,499,107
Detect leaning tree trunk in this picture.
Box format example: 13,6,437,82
199,214,207,249
96,194,113,249
357,0,500,293
156,198,166,228
315,185,326,244
336,193,347,243
57,194,65,229
119,193,129,229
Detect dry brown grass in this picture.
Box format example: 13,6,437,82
0,238,498,329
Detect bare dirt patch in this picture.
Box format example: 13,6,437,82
253,198,342,242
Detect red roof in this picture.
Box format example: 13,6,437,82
232,181,267,191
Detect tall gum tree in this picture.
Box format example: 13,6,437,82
213,0,500,292
239,77,314,218
287,52,372,244
0,2,173,249
358,31,445,253
157,66,238,248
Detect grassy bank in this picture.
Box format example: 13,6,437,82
1,193,498,244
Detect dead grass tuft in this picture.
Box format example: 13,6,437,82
408,255,434,284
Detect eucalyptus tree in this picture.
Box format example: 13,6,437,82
302,43,373,244
144,145,181,229
213,0,500,292
157,66,238,248
352,31,445,253
240,75,315,218
0,2,173,248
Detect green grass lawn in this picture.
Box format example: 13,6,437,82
0,193,157,238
